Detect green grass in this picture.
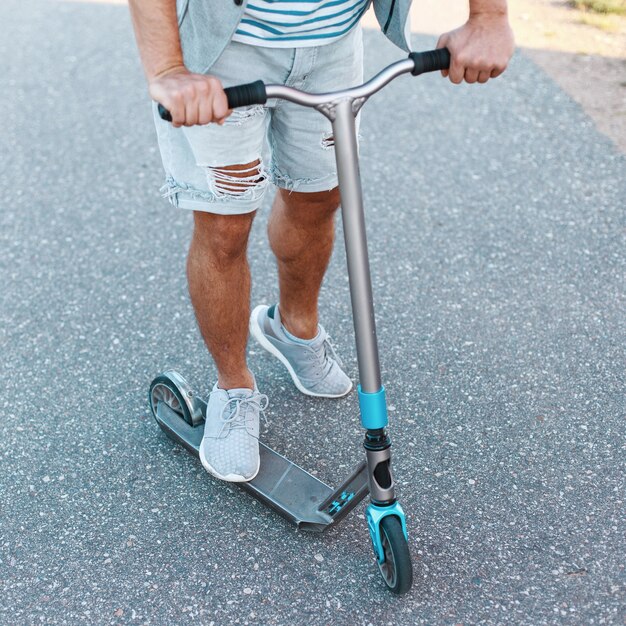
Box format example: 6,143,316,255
572,0,626,15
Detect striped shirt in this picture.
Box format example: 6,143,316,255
232,0,371,48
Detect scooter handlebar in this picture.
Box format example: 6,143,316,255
156,48,450,121
409,48,450,75
224,80,268,109
157,104,172,122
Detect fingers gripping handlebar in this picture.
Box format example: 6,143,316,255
157,80,267,121
157,48,450,121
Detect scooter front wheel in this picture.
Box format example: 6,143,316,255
377,515,413,595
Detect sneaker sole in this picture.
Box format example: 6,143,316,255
249,304,353,399
199,444,260,483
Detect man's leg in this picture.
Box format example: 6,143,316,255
250,184,352,398
187,210,255,390
189,162,269,482
186,162,262,391
267,186,341,339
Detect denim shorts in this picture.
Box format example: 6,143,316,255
153,24,364,215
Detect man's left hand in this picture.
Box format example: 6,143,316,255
437,13,515,84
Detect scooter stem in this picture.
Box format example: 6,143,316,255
330,98,382,394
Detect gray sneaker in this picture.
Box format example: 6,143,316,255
249,304,353,398
199,383,268,482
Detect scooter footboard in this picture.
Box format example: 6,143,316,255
154,402,368,531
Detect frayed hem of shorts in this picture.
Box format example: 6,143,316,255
269,168,338,194
160,177,216,203
160,176,263,214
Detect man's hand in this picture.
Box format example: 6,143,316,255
128,0,230,126
149,66,231,127
437,12,515,84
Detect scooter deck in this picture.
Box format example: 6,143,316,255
155,402,369,532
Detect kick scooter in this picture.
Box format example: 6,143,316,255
149,47,451,595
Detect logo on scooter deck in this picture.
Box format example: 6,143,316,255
326,491,355,516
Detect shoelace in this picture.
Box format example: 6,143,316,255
311,331,343,378
323,335,343,368
209,391,269,439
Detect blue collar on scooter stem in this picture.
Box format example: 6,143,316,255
358,385,389,430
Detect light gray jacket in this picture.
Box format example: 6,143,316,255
176,0,413,73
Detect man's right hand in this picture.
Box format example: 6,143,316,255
149,66,231,128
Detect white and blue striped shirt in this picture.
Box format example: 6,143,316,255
232,0,371,48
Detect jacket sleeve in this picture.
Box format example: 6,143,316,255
372,0,412,52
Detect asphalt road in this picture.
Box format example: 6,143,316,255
1,1,625,624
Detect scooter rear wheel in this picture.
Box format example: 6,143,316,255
378,516,413,595
149,375,193,426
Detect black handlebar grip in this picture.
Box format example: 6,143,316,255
409,48,451,76
158,103,172,122
224,80,268,109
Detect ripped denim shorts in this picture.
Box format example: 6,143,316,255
153,24,363,215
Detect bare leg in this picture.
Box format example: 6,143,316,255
267,186,341,339
186,161,263,390
187,211,255,389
